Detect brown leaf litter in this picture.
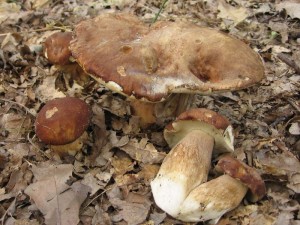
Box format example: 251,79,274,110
0,0,300,224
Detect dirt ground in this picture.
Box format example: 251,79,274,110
0,0,299,224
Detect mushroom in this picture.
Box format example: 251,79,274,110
69,13,265,124
150,108,234,217
177,155,266,222
43,32,89,86
35,97,91,156
44,32,73,66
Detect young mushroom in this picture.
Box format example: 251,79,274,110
35,97,91,156
177,155,266,222
150,108,234,217
44,32,73,66
69,13,265,125
43,32,89,86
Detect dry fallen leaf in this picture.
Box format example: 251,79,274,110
120,138,166,164
35,75,66,102
109,191,152,225
276,1,300,19
24,163,89,225
217,0,249,27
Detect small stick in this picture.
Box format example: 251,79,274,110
0,26,71,37
0,98,36,116
277,53,300,74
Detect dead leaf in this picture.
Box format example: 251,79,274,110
0,2,21,24
24,163,89,225
276,1,300,19
120,138,166,164
148,211,166,225
81,173,101,196
111,155,134,176
92,205,112,225
289,122,300,135
109,192,151,225
35,75,66,102
0,113,31,140
217,0,249,27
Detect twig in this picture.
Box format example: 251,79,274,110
287,98,300,112
27,133,51,159
151,0,169,25
0,98,36,116
277,53,300,74
0,26,72,37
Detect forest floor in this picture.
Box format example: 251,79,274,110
0,0,299,224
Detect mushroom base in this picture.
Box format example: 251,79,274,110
50,132,88,157
130,93,195,127
178,175,248,222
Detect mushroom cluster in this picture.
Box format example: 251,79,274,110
151,108,266,222
44,13,265,126
40,13,266,223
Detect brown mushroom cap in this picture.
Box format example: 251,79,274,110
35,97,91,145
215,155,266,202
70,13,265,102
164,108,234,153
44,32,73,65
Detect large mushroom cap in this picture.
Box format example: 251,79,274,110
70,13,265,102
164,108,234,153
35,97,91,145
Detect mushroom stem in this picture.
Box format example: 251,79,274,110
130,94,195,128
178,174,248,222
151,130,214,217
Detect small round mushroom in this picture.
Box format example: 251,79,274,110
35,97,91,155
177,155,266,222
43,32,89,86
69,13,265,123
44,32,73,66
150,108,234,217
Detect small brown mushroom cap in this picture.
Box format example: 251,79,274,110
44,32,73,65
215,155,266,202
70,13,265,102
164,108,234,153
35,97,91,145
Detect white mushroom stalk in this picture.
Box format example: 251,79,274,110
177,155,266,222
151,108,235,219
177,174,248,222
151,130,214,217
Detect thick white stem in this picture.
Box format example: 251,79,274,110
178,174,248,222
151,130,214,217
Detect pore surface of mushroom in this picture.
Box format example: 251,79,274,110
70,13,265,102
150,108,234,217
177,155,266,222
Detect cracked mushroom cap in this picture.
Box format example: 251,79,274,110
35,97,91,145
44,32,73,65
70,13,265,102
215,155,266,202
164,108,234,153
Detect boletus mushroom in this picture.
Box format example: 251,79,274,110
43,32,89,86
35,97,91,156
177,155,266,222
150,108,234,217
69,13,265,125
44,32,73,66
